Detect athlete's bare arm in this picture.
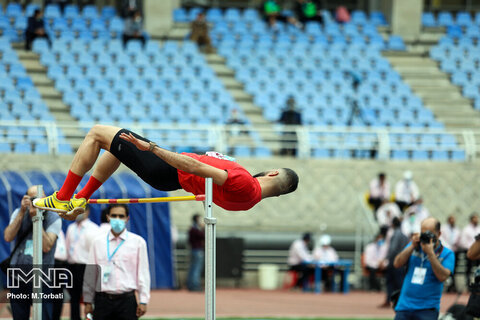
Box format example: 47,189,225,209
119,133,228,186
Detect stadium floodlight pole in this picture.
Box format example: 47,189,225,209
32,185,44,320
204,178,216,320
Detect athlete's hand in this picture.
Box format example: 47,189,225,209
119,132,150,151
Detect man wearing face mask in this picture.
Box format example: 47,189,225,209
394,171,420,212
3,186,61,319
393,217,454,320
65,205,99,320
83,204,150,319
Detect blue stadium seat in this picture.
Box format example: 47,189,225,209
412,150,429,160
456,11,472,27
422,12,436,27
388,35,406,51
34,143,50,154
437,11,454,26
83,5,99,20
14,143,32,154
0,142,11,153
45,4,61,20
101,6,116,20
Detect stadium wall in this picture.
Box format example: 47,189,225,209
1,154,479,234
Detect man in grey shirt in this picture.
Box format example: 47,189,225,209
383,217,408,307
3,185,62,320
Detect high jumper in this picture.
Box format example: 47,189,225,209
34,125,299,220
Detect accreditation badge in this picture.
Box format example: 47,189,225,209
102,264,113,283
411,267,427,285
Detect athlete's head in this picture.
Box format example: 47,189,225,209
253,168,299,196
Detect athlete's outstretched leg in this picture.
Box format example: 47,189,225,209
34,125,122,216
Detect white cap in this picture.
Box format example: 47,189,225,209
404,170,413,180
319,234,331,246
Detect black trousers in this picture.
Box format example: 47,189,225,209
122,34,146,48
289,264,314,289
25,32,51,50
68,263,86,320
94,291,138,320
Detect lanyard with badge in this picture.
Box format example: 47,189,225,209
103,234,126,283
411,244,443,285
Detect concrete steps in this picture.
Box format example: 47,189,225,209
385,45,480,130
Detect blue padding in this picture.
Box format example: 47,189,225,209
0,171,174,289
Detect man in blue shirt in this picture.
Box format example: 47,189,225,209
393,217,455,320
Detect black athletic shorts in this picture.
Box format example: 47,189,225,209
109,128,182,191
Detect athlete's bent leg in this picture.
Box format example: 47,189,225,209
34,125,122,217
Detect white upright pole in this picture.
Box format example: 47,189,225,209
204,178,216,320
32,185,43,320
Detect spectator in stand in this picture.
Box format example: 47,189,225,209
122,10,146,48
226,109,249,136
287,232,314,289
65,205,99,320
279,96,302,156
383,217,408,308
364,233,387,292
401,199,429,238
122,0,142,18
335,5,350,23
395,171,420,212
393,217,454,320
376,201,401,228
440,215,461,292
459,213,480,286
262,0,300,30
313,234,339,291
25,9,51,51
190,12,214,53
294,0,323,25
186,213,205,292
368,173,390,212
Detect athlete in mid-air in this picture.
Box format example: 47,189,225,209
34,125,299,220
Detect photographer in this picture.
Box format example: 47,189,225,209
393,217,455,320
3,186,61,319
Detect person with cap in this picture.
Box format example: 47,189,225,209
313,234,339,291
287,232,314,289
395,171,420,212
368,173,390,212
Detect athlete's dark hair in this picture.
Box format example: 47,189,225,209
253,168,299,196
279,168,299,195
107,204,129,217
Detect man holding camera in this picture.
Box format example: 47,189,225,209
393,217,455,320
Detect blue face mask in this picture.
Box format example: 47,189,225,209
377,239,385,246
110,218,126,233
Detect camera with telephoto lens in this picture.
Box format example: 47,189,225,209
420,231,437,244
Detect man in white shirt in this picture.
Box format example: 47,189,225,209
440,215,461,292
368,173,390,212
401,200,429,238
83,204,150,319
394,171,420,212
65,205,99,320
376,201,401,227
459,213,480,286
313,235,339,291
287,233,313,289
363,233,387,291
